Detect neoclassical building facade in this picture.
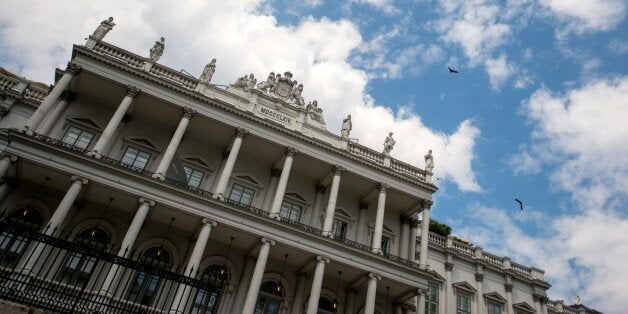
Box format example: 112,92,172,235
0,19,590,314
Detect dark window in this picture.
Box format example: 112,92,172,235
0,207,43,268
184,165,205,188
331,218,348,239
62,126,95,150
55,227,111,288
279,201,302,222
192,264,227,314
121,146,151,170
425,282,439,314
456,292,471,314
381,235,391,254
254,281,282,314
487,301,502,314
228,183,255,206
127,247,171,306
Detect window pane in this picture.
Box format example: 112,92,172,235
332,218,347,238
228,183,255,205
121,147,151,170
279,201,302,222
381,236,390,254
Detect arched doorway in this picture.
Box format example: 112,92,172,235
126,246,172,306
0,206,43,268
55,226,111,287
192,264,228,313
255,281,283,314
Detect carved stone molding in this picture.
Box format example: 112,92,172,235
138,197,156,207
201,218,218,227
331,165,344,176
377,182,389,193
70,175,89,186
285,147,298,157
504,283,513,292
409,218,420,229
65,62,82,76
182,107,197,119
126,86,141,99
235,127,248,139
419,199,433,210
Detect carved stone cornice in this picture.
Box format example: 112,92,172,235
65,62,82,76
315,184,327,194
235,127,248,139
475,272,484,282
445,262,454,271
125,85,141,99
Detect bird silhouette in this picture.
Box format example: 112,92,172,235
515,198,523,210
448,66,459,74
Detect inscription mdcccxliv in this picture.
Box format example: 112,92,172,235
259,107,293,125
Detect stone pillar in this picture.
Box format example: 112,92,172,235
505,282,513,314
444,262,454,314
231,256,256,313
0,182,10,205
269,148,297,219
398,215,410,259
321,166,343,237
344,288,357,314
24,63,80,134
210,151,229,192
364,273,380,314
310,184,326,228
418,201,433,268
45,176,88,234
0,155,17,180
242,238,275,314
291,273,308,314
89,86,140,158
408,219,419,262
475,271,484,314
306,256,330,314
37,91,75,135
213,128,248,199
356,201,368,244
416,290,426,314
153,108,196,180
394,304,403,314
371,183,388,254
170,218,217,313
262,168,281,210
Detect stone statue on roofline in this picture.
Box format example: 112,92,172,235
382,132,395,155
424,149,434,172
257,72,276,92
232,73,256,92
291,83,305,107
341,115,352,139
149,37,165,62
199,59,216,83
91,17,115,40
306,100,325,125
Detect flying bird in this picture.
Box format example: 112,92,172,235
448,66,459,74
515,198,523,210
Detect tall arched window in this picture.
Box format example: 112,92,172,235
0,207,43,268
318,296,335,314
255,281,283,314
127,246,171,306
55,226,111,287
192,264,227,314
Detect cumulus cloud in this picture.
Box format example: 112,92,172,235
484,54,515,90
538,0,627,34
0,0,481,191
349,0,400,15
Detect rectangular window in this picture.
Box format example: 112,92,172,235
425,282,439,314
228,183,256,206
487,302,502,314
279,200,302,222
331,218,348,239
381,235,391,254
121,146,151,170
62,126,95,150
184,165,205,188
456,293,471,314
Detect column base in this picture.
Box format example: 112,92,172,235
86,150,102,159
268,213,280,220
151,173,165,180
211,194,225,201
321,231,333,238
371,248,382,255
23,128,34,136
419,264,430,270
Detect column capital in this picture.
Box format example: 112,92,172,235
474,272,484,282
400,214,412,225
201,218,218,227
65,62,82,76
368,272,381,281
331,165,344,176
409,218,420,229
261,237,276,246
60,90,77,102
415,288,428,297
315,255,330,264
445,262,454,271
0,154,18,163
420,199,433,210
504,282,513,292
182,107,197,119
377,182,389,193
285,147,298,157
138,197,156,207
70,175,89,185
126,85,141,99
359,200,369,210
315,184,327,194
236,127,248,139
271,168,282,178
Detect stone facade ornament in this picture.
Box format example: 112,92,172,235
424,149,434,172
291,83,305,107
306,101,325,125
256,72,275,92
199,59,216,83
232,74,256,92
92,17,115,40
149,37,165,62
341,115,352,139
382,132,395,155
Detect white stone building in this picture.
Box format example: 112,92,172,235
0,20,595,314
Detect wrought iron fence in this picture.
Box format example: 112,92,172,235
0,221,226,313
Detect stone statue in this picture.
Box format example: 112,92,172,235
246,73,257,91
341,115,352,139
307,100,325,124
256,72,276,92
232,73,256,91
424,149,434,172
382,132,395,155
149,37,165,62
291,83,305,107
91,17,115,40
199,59,216,83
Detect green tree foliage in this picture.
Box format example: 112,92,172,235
429,219,452,236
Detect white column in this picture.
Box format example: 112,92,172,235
408,219,418,262
505,283,513,314
153,108,196,180
445,262,454,314
418,201,433,268
371,183,388,254
213,128,248,199
262,168,281,210
475,271,484,314
321,166,343,237
291,273,308,314
416,291,426,314
0,155,17,180
364,273,380,314
344,288,356,314
231,256,256,313
309,184,326,228
0,182,10,205
45,176,88,235
170,218,217,313
356,201,368,244
242,238,275,314
24,63,80,134
210,151,230,192
398,215,410,259
306,256,330,314
89,86,140,158
269,147,297,219
36,91,75,135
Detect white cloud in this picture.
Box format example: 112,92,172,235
539,0,627,34
608,39,628,55
0,0,481,192
484,54,515,90
349,0,400,15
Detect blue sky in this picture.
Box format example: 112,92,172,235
1,0,627,311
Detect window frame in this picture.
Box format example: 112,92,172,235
120,146,153,171
279,199,303,223
61,126,96,150
425,282,440,314
228,182,257,206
